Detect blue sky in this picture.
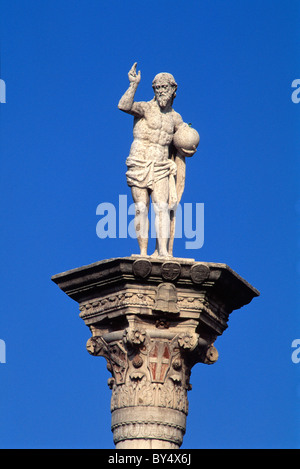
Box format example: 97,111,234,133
0,0,299,448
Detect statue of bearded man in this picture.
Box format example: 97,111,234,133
118,62,197,258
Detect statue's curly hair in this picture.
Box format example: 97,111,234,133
152,73,177,93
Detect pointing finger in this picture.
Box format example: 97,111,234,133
130,62,137,74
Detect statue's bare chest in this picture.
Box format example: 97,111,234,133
144,107,174,135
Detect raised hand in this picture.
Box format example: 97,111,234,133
128,62,141,85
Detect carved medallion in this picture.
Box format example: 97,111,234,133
177,332,198,351
132,259,152,278
123,327,146,347
132,354,144,368
161,261,181,281
190,264,210,284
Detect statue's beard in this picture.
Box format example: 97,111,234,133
156,93,173,109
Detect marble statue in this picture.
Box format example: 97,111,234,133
118,62,199,258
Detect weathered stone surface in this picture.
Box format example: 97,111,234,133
118,63,200,258
52,256,259,448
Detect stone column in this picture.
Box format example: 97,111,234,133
52,256,259,449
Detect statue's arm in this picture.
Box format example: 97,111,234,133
118,62,146,117
118,86,146,117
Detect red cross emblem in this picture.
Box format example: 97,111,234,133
148,342,170,383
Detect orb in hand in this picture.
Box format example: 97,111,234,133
173,123,200,156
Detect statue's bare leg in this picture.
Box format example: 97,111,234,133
151,177,170,258
131,186,150,257
151,238,159,258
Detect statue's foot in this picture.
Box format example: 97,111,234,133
150,250,159,258
158,251,172,259
158,252,173,259
151,249,173,259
